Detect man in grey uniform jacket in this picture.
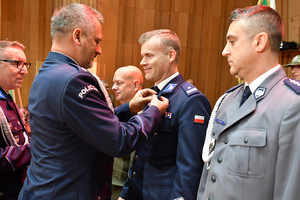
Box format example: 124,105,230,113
197,5,300,200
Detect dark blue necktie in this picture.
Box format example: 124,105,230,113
151,86,160,93
240,86,251,107
141,86,161,112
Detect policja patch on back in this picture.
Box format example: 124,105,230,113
78,84,99,100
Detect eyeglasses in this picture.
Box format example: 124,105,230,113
0,59,31,70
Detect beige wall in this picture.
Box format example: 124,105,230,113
1,0,299,108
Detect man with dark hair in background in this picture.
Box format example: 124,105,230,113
101,80,115,107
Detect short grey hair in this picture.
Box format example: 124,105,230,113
51,3,104,39
139,29,181,63
229,5,283,53
0,40,25,57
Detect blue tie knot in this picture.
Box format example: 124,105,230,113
240,86,251,107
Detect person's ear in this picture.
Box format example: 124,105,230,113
255,32,268,52
168,50,176,63
73,28,83,46
133,80,140,92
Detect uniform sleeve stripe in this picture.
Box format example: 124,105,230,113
5,146,17,171
135,115,148,139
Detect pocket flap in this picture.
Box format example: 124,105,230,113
7,117,23,133
229,129,267,147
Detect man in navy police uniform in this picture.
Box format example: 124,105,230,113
120,29,211,200
18,3,168,200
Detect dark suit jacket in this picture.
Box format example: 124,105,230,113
121,74,211,200
0,87,31,199
18,52,162,200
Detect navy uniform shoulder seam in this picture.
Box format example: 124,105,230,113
181,82,200,97
284,78,300,94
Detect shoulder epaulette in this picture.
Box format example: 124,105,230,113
284,79,300,94
225,83,244,93
181,82,200,97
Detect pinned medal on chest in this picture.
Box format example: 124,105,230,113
165,112,172,119
209,138,215,154
205,138,216,169
202,93,228,170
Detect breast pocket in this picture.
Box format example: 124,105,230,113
159,116,174,133
7,117,24,133
226,128,266,177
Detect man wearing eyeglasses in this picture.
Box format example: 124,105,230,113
0,41,31,199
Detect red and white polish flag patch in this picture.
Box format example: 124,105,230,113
194,115,204,124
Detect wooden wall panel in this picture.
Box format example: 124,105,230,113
1,0,53,107
1,0,300,108
174,0,190,13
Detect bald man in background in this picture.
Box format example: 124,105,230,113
111,65,144,199
112,66,143,104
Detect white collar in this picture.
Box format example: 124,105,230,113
246,64,281,93
156,72,179,90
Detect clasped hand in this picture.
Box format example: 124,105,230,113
129,88,169,115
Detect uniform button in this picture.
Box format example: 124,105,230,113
15,127,17,131
18,121,20,125
211,175,216,182
208,196,213,200
244,137,249,143
217,156,223,163
135,155,138,160
212,131,216,136
132,172,136,177
224,138,229,144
